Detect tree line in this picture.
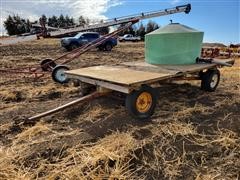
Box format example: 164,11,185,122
120,21,159,39
4,14,159,38
3,15,32,36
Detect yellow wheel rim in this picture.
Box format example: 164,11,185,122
136,92,153,113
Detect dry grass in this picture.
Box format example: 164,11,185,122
0,122,13,133
54,132,138,179
0,149,31,180
1,130,139,179
80,104,114,123
172,103,210,120
14,122,52,143
0,90,24,102
0,41,239,179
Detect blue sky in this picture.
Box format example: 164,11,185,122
0,0,239,44
106,0,239,44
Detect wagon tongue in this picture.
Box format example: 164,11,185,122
28,91,108,121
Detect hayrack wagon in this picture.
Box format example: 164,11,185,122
29,58,234,121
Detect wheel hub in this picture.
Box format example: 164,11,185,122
136,92,152,113
56,68,67,82
210,74,219,88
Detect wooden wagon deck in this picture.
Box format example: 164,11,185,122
66,59,234,93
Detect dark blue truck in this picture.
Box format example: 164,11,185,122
61,32,117,51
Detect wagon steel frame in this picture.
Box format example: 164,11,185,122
28,58,234,120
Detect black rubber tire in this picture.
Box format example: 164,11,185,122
40,59,57,71
69,43,79,51
199,70,204,79
201,69,220,92
98,46,105,51
51,65,70,84
65,47,71,51
125,85,157,120
104,43,113,51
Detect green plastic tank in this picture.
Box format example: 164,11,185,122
145,23,204,65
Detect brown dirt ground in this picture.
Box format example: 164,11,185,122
0,39,239,179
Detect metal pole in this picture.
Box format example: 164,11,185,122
28,91,108,121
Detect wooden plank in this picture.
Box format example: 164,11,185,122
67,74,132,93
160,64,216,73
66,66,173,86
119,63,179,74
122,61,216,74
66,59,234,94
212,58,234,64
122,59,234,74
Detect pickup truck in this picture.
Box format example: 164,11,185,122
61,32,117,51
119,34,141,42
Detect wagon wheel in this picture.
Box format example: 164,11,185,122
52,65,70,84
125,85,157,120
104,43,113,51
40,59,57,72
98,46,105,51
69,43,79,51
201,69,220,92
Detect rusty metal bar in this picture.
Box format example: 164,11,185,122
28,91,109,121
